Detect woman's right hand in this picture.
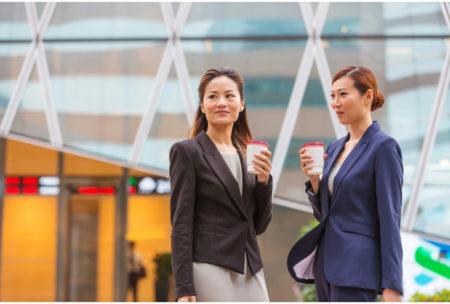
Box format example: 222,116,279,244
178,296,196,302
299,148,326,195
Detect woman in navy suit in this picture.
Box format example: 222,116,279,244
287,66,403,301
170,67,273,302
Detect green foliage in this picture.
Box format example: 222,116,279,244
296,219,320,301
302,284,317,302
153,253,173,280
298,219,319,239
409,289,450,302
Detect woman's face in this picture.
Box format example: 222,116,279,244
330,76,372,125
201,76,244,128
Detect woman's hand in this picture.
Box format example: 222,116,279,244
178,295,196,302
253,150,272,184
299,148,327,194
382,288,401,302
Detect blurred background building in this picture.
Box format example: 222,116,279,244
0,2,449,301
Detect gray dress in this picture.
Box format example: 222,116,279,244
192,153,270,302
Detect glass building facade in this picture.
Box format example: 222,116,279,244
0,2,449,301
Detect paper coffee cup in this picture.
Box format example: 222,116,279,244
302,142,325,175
247,140,269,174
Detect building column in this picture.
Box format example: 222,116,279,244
0,137,7,298
114,168,129,301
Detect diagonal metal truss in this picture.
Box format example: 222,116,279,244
0,2,62,147
403,2,450,230
129,2,194,164
271,2,346,201
1,2,449,232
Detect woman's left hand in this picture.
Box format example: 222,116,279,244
382,288,402,302
253,150,272,184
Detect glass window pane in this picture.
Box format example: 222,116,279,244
139,67,190,171
45,3,167,39
325,38,445,215
182,39,306,155
259,205,316,301
323,2,448,36
182,3,306,37
275,65,336,205
11,67,50,142
0,44,29,123
414,86,450,240
45,41,167,162
0,3,31,40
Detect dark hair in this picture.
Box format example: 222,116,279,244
332,66,385,111
190,67,252,153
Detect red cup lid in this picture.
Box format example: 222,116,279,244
247,140,269,147
302,141,325,148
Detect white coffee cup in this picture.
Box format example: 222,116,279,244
247,140,269,174
302,142,325,175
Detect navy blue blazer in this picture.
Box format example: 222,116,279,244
287,121,403,294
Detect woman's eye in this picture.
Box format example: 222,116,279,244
226,94,235,98
340,92,347,96
208,95,216,99
330,94,335,99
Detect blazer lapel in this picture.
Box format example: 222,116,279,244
196,131,249,220
330,121,380,212
320,136,347,218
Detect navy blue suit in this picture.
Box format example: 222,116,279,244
287,121,403,300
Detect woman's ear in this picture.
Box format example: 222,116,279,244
365,89,374,106
200,104,205,114
240,99,245,112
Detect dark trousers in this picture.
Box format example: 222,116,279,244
128,272,139,301
313,238,377,302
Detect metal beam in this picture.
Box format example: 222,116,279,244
273,197,313,213
313,2,348,139
271,38,315,192
403,42,450,230
128,40,175,165
35,43,63,147
0,3,38,135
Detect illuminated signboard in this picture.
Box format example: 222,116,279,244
5,176,60,195
128,177,170,195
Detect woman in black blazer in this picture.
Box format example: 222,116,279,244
169,67,273,302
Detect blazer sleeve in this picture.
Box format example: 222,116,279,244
169,142,196,299
253,175,273,235
305,180,322,221
375,138,404,295
304,143,331,221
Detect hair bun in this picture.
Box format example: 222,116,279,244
371,91,385,111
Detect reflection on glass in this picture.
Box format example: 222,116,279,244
323,2,447,36
0,44,29,124
45,41,166,162
414,89,450,240
182,40,306,154
140,67,190,171
11,68,50,141
325,38,444,211
0,3,31,40
45,3,167,39
275,65,336,204
258,205,316,301
183,3,306,37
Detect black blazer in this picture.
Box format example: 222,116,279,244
169,131,273,300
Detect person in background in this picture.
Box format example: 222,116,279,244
288,66,403,302
169,67,273,302
127,241,142,302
